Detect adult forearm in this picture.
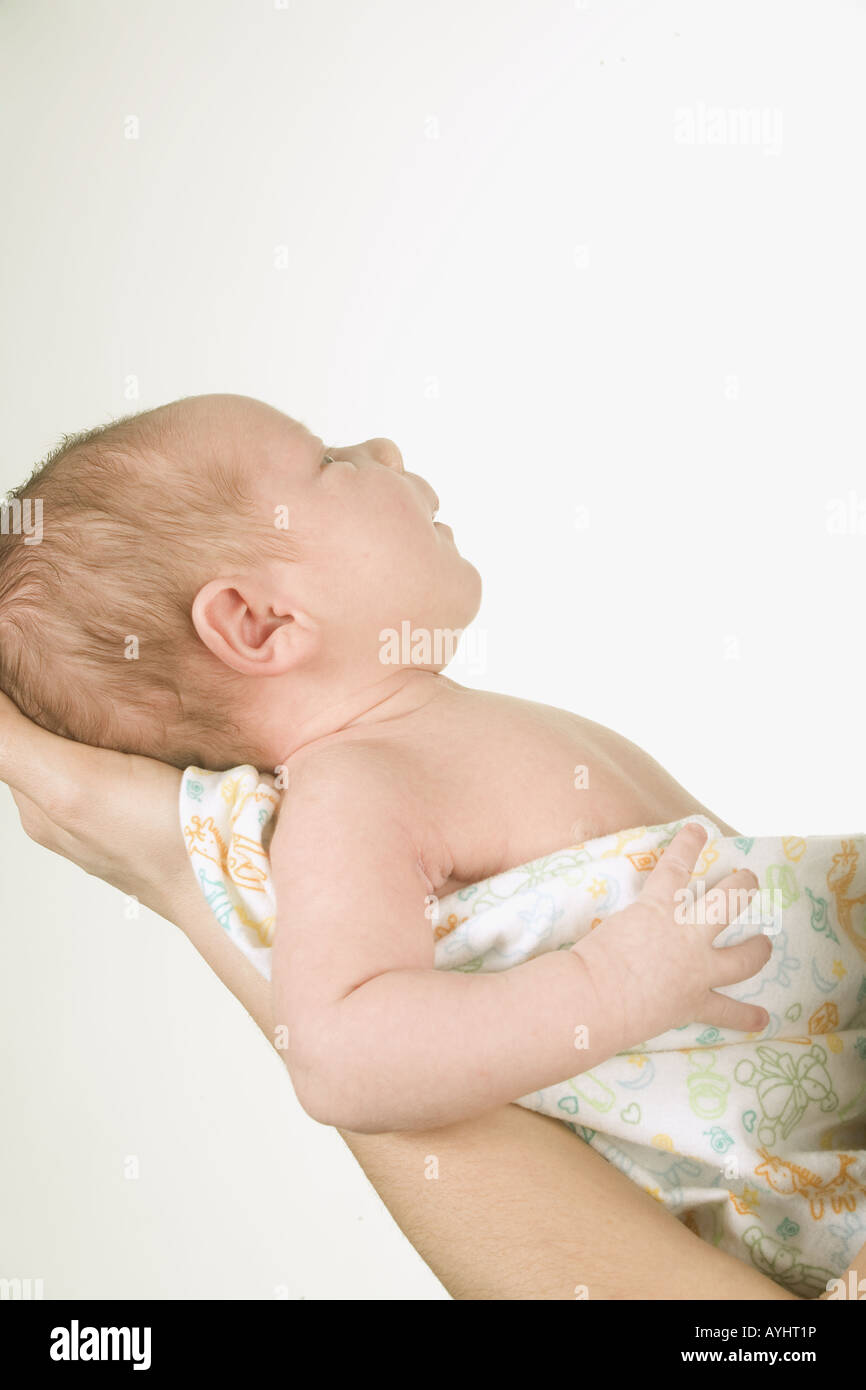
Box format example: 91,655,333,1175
340,1104,803,1300
154,873,276,1041
288,949,621,1133
819,1238,866,1299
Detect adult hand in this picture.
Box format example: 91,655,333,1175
0,689,194,919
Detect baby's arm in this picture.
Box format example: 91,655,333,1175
272,756,769,1134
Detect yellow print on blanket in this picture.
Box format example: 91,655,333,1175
754,1148,866,1221
183,814,228,870
827,840,866,960
227,832,270,893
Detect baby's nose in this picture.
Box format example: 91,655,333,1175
368,438,404,473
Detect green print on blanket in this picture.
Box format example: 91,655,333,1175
743,1225,836,1299
686,1052,730,1119
179,767,866,1298
734,1045,839,1147
805,887,839,942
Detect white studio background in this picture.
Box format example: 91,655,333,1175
1,0,864,1299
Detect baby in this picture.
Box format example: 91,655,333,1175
0,392,772,1133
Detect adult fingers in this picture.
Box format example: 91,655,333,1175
0,689,128,821
0,689,77,806
9,786,71,854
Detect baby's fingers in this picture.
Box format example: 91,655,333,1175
642,823,708,907
699,870,760,939
711,930,773,988
697,989,770,1035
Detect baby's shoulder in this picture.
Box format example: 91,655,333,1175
283,735,412,798
276,737,433,839
274,737,448,885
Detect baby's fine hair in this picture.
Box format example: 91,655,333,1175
0,399,290,769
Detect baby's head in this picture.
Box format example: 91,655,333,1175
0,394,481,768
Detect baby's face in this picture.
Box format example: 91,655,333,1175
185,395,481,667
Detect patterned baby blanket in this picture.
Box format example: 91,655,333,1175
179,764,866,1297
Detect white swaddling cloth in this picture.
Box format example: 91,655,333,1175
179,764,866,1297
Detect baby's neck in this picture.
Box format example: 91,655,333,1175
264,667,451,767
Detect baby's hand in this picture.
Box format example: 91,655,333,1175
572,822,772,1045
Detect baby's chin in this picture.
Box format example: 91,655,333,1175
458,556,483,623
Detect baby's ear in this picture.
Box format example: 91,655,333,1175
191,577,316,676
